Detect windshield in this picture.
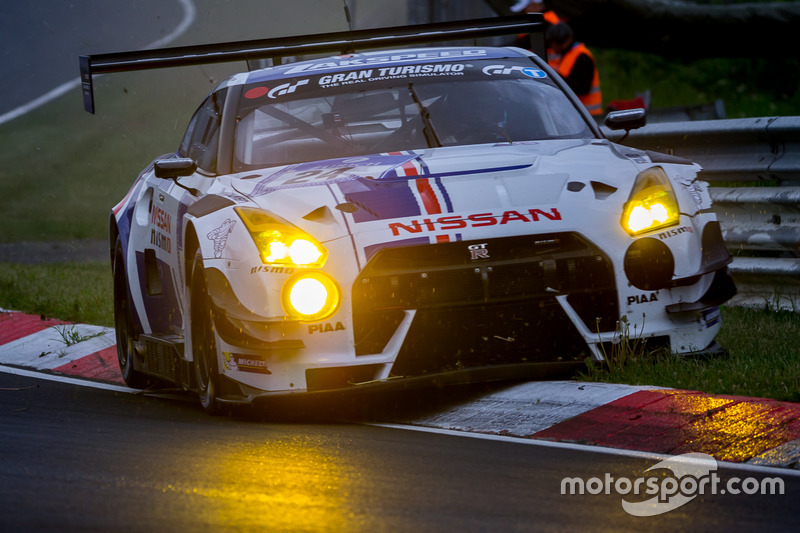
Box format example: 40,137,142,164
233,58,593,171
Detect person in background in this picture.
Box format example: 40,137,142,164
546,22,603,117
510,0,560,26
510,0,561,52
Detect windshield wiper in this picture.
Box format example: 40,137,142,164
408,82,442,148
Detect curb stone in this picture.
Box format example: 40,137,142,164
2,310,799,469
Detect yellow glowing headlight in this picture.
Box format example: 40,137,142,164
235,207,327,267
621,167,680,236
282,272,341,321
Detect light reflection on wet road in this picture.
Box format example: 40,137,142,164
1,371,798,532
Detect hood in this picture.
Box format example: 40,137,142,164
227,140,645,243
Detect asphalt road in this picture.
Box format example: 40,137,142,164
1,371,798,532
0,0,391,121
0,0,185,117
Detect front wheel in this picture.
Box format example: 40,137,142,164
190,250,224,415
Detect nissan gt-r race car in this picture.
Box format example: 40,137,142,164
81,15,735,413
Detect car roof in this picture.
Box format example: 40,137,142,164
234,46,533,86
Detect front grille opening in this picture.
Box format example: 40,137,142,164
568,289,619,333
352,232,620,369
354,309,405,356
355,233,616,311
389,300,589,377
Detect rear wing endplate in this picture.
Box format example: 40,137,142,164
79,14,544,113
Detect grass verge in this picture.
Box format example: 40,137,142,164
0,262,112,327
0,0,352,244
0,68,222,243
579,306,800,403
594,49,800,118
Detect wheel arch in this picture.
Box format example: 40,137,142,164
184,222,201,288
109,212,119,266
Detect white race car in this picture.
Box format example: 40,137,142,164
82,16,735,413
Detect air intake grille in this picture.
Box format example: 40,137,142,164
353,233,618,359
145,340,178,381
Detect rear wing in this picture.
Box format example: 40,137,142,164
79,14,544,113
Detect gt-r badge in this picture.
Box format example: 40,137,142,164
469,243,490,260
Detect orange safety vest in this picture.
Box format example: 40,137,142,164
543,10,560,25
548,43,603,116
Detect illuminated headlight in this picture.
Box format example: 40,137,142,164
282,272,340,321
621,167,680,236
236,207,327,267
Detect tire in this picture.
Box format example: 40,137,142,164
113,236,152,389
190,250,224,415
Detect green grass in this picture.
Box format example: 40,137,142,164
594,48,800,118
0,262,112,327
0,68,226,242
579,306,800,403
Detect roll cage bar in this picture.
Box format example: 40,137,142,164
79,14,544,114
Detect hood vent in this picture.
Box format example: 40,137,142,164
591,181,617,200
302,206,338,225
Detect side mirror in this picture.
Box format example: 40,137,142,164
604,108,647,131
154,158,200,196
154,158,197,179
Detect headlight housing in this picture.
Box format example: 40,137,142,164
282,272,341,321
621,167,680,236
236,207,327,267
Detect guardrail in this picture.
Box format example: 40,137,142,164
609,117,800,311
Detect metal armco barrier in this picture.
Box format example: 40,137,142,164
613,116,800,184
612,117,800,311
